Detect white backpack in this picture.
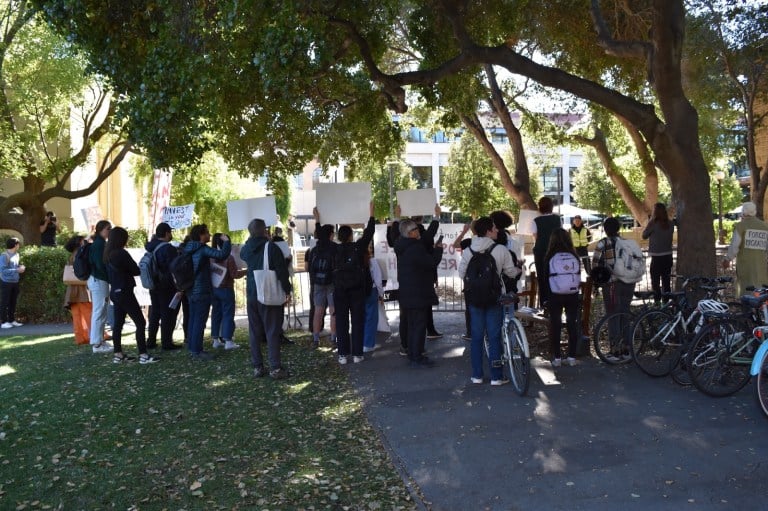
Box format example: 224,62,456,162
548,252,581,294
610,237,646,284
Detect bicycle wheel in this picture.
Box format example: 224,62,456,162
504,319,530,396
688,319,752,397
630,309,683,377
670,336,693,386
755,348,768,418
592,312,634,365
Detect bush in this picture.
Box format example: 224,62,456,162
16,246,70,323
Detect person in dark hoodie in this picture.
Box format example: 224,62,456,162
395,218,444,368
144,222,182,351
184,224,231,360
240,218,292,379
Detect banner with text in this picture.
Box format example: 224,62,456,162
161,204,195,229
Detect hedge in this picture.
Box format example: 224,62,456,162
15,246,71,323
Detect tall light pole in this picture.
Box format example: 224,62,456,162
715,170,725,245
386,160,397,220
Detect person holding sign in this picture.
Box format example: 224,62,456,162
210,233,246,351
325,202,376,365
240,218,292,379
723,201,768,296
145,223,182,351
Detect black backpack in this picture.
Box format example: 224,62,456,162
333,243,366,291
169,246,201,292
463,247,502,307
73,243,92,280
310,243,336,286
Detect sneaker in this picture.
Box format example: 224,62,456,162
139,354,159,364
471,377,484,384
270,367,290,380
224,340,239,350
426,331,443,339
565,357,577,367
620,353,633,362
254,366,268,378
352,356,364,364
10,321,23,327
212,338,223,349
112,353,134,364
363,346,376,353
338,355,348,365
399,347,408,357
311,340,319,350
1,322,12,329
462,334,472,341
605,354,621,363
551,358,562,368
490,378,510,386
92,343,114,354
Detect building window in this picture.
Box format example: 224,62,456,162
542,167,562,196
411,166,432,189
294,173,304,190
312,167,323,184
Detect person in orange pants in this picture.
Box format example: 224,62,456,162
64,236,93,345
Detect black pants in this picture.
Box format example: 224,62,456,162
405,306,429,362
535,253,550,307
0,281,19,323
650,254,673,303
110,288,148,354
334,288,366,357
547,293,580,359
148,287,180,348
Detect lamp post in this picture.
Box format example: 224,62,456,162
386,160,397,220
715,170,725,245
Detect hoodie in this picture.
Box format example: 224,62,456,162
458,236,520,293
184,239,231,299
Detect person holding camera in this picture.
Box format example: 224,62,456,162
40,211,60,247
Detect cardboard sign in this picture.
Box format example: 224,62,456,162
81,206,103,234
396,188,437,217
315,182,371,225
517,209,539,236
291,190,316,216
226,197,278,231
161,204,195,229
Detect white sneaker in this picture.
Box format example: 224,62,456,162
1,322,12,329
490,378,510,386
565,357,577,366
224,340,239,350
352,356,364,363
470,377,484,384
338,355,348,365
92,343,114,354
551,358,562,368
363,346,376,353
10,321,22,327
212,338,224,349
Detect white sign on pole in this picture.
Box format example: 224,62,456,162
396,188,438,217
291,190,316,216
161,204,195,229
81,205,103,234
226,197,278,231
315,182,371,225
517,209,540,236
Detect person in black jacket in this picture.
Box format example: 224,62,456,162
105,227,158,364
327,202,376,364
145,223,182,351
395,218,444,368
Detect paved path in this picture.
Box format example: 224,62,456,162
347,312,767,511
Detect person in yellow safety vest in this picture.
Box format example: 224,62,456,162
723,201,768,297
570,215,592,274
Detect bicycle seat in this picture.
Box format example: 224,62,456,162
634,291,655,300
700,285,726,294
740,293,768,309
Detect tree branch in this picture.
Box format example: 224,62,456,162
589,0,652,60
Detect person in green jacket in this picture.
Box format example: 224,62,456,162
88,220,113,353
723,202,768,296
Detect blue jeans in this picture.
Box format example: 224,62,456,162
363,288,379,350
187,294,211,354
469,304,504,381
87,276,109,345
211,287,236,340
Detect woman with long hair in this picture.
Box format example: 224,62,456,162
105,227,157,364
642,203,674,304
544,228,582,367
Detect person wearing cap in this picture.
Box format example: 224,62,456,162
145,223,183,350
723,201,768,296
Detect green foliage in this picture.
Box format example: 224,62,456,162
442,135,512,218
0,330,415,508
710,173,743,216
126,228,149,248
354,159,416,221
15,246,70,323
571,152,622,215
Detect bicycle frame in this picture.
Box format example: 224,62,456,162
751,339,768,376
504,304,529,358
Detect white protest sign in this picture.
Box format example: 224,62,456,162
226,197,278,231
291,190,316,216
81,205,103,233
517,209,539,236
161,204,195,229
396,188,437,216
315,182,371,225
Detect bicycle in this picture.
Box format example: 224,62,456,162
629,276,730,377
498,293,531,396
686,289,767,397
591,290,655,365
750,333,768,418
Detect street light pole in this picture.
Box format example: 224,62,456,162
387,161,396,220
715,170,725,245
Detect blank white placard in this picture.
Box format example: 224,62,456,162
227,197,278,231
396,188,437,217
315,182,371,224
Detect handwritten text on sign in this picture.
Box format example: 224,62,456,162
161,204,195,229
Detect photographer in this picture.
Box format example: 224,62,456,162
39,211,60,247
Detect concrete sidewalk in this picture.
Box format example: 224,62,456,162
346,311,767,511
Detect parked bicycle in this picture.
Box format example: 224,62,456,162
591,290,655,365
495,293,531,396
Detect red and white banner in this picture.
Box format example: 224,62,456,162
148,168,172,232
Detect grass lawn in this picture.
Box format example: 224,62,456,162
0,327,415,510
